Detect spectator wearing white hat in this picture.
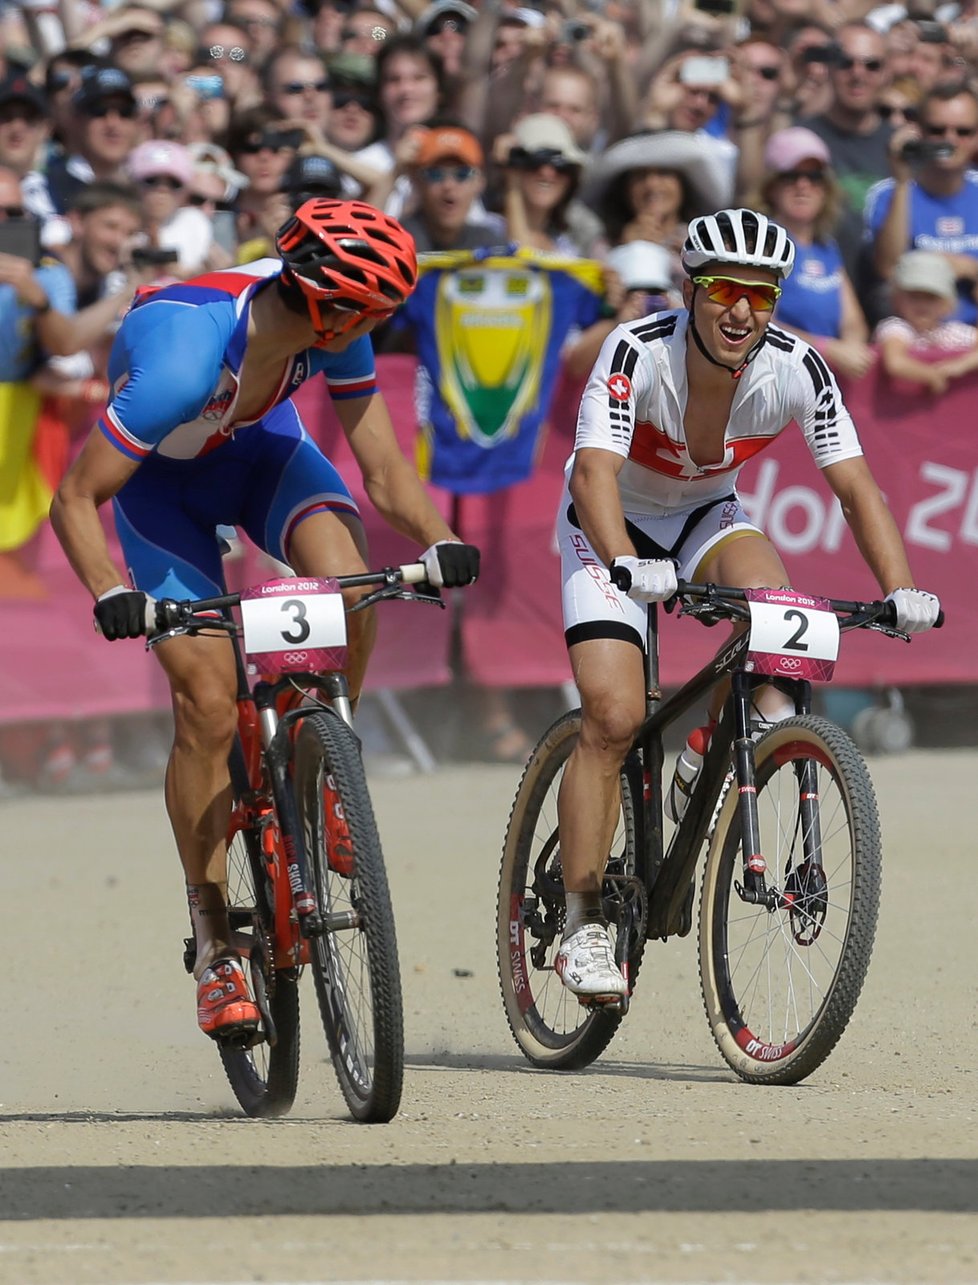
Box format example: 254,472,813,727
756,126,873,383
127,139,213,276
578,129,728,280
874,249,978,395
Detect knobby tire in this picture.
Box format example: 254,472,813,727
699,715,881,1085
218,738,300,1117
497,710,643,1070
294,711,403,1123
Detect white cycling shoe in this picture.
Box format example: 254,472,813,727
555,922,627,1001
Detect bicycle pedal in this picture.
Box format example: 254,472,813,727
578,993,625,1012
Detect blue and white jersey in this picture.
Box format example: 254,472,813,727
863,171,978,322
98,259,378,462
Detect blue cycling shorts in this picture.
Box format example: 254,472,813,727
113,400,359,600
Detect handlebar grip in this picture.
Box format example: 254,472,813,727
399,562,428,585
609,563,632,592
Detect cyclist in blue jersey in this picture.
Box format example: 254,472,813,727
51,199,480,1041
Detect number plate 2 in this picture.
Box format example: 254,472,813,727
240,577,348,675
744,589,840,683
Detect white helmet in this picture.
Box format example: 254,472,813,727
682,208,795,280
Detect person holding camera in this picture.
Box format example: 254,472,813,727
865,81,978,323
802,24,893,286
126,139,212,278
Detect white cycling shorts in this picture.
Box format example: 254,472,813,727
557,488,761,651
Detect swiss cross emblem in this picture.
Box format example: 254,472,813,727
607,373,632,402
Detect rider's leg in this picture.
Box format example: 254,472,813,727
557,635,647,899
153,632,240,978
285,510,375,703
698,533,795,724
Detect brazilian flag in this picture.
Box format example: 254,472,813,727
397,246,604,495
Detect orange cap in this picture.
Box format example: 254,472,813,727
415,125,483,169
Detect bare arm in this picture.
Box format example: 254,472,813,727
335,393,460,546
49,431,141,599
567,446,632,567
821,454,916,593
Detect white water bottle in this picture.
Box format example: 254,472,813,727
666,724,713,823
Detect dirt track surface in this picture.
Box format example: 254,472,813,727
1,751,976,1285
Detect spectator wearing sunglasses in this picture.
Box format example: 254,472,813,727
416,0,476,81
0,73,66,250
326,56,382,154
126,139,213,277
401,122,500,252
224,0,284,72
802,24,893,287
500,113,591,256
45,67,141,218
197,22,262,111
265,48,332,131
756,127,873,382
226,106,300,254
867,81,978,323
875,77,922,131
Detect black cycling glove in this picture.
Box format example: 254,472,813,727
420,541,480,588
93,586,154,640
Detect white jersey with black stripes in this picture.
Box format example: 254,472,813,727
572,308,864,517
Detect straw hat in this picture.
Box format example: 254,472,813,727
580,130,728,222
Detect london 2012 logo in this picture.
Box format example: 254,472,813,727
607,373,632,402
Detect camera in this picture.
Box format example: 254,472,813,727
560,19,589,41
801,42,840,64
694,0,737,13
131,246,180,268
900,138,955,163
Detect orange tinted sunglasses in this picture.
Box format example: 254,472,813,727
692,275,782,311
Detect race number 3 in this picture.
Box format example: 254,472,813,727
240,577,348,674
745,588,840,683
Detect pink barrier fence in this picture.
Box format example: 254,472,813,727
0,353,974,726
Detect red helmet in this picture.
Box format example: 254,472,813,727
276,199,417,331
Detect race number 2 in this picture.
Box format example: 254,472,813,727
745,588,840,683
240,577,348,674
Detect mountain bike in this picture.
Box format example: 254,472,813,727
497,582,942,1085
148,563,440,1122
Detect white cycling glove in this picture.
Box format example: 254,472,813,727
609,556,678,603
93,585,157,639
884,587,941,634
419,540,480,588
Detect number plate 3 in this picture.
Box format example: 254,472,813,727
745,589,839,683
240,577,348,675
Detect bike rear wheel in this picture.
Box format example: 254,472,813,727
699,715,881,1085
294,711,403,1123
218,740,300,1118
497,710,643,1070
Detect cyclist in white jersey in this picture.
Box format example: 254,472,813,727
553,207,941,1002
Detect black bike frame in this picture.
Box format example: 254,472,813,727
633,601,814,940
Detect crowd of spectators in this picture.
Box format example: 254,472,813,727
2,0,978,786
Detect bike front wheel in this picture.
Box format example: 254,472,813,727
218,740,300,1118
294,711,403,1123
699,715,881,1085
497,711,643,1070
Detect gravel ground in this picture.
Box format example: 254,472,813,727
0,751,975,1285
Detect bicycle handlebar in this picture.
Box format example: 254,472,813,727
673,581,945,631
149,562,430,637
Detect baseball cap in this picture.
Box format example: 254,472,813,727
127,139,194,186
282,153,343,197
415,0,476,36
893,250,957,302
511,112,587,165
606,241,674,293
0,73,48,116
764,126,831,174
416,124,483,168
73,65,136,113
